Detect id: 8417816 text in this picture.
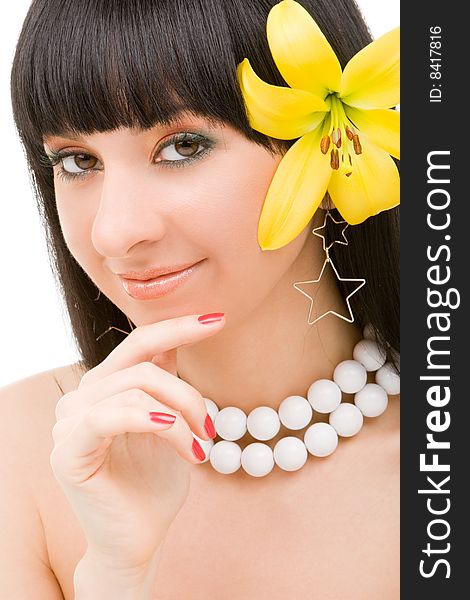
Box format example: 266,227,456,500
429,26,442,103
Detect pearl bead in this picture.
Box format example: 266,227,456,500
204,397,219,422
215,406,247,441
354,383,389,417
375,362,400,395
333,360,367,394
307,379,342,413
273,437,308,471
353,339,386,372
278,395,313,430
247,406,281,441
329,403,363,437
304,422,338,457
209,440,241,474
241,443,274,477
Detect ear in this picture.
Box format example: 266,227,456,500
319,192,335,211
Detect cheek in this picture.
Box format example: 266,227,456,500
55,190,96,266
188,147,282,255
185,145,312,309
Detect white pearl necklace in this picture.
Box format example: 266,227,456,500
194,327,400,477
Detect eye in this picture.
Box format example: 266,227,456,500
61,153,101,173
154,133,214,167
158,139,202,161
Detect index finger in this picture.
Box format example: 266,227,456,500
79,313,225,386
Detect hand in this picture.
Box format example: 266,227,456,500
49,313,225,572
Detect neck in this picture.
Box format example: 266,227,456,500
176,241,363,415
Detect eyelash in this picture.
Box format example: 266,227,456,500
45,132,215,183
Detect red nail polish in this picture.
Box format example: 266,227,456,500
198,312,225,325
149,412,176,424
204,413,216,439
192,437,206,461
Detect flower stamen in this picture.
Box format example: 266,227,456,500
353,135,362,155
332,128,342,148
345,125,355,140
319,96,363,175
330,148,340,170
320,135,331,154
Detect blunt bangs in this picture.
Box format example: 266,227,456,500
11,0,286,148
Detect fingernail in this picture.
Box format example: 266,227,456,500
204,413,216,439
192,437,206,461
198,312,225,325
149,412,176,424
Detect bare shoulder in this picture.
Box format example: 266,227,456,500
0,361,85,483
0,363,86,598
0,363,83,432
0,362,85,411
0,362,87,477
51,361,87,396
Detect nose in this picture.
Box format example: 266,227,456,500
91,165,166,257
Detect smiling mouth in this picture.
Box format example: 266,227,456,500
119,260,205,300
118,260,203,281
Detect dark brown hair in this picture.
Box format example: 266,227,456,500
10,0,399,373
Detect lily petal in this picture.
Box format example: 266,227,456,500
345,106,400,159
328,137,400,224
237,59,327,139
258,130,331,250
340,27,400,109
267,0,342,98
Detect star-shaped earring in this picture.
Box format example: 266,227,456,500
293,210,365,325
312,210,349,251
92,288,136,341
293,257,366,324
95,321,135,342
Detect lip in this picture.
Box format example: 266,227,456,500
118,261,201,281
119,260,204,300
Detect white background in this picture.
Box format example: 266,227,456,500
0,1,399,388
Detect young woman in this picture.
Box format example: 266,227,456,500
2,0,399,597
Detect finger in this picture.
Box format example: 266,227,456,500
50,389,205,482
52,415,77,444
79,313,225,387
57,362,213,441
54,389,178,442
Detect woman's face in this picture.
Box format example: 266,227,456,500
43,112,315,327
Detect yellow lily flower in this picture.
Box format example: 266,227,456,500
237,0,400,250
